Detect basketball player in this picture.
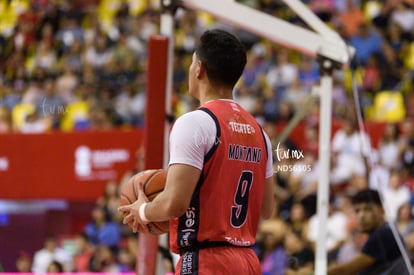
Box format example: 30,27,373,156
119,29,275,274
327,189,410,275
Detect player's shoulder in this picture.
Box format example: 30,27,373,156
174,109,214,126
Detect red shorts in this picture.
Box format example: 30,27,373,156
175,246,261,275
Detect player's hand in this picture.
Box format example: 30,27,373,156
118,181,150,233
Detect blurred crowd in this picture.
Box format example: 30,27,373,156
2,0,414,273
0,0,413,133
13,178,175,274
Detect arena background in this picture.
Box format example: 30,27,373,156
0,0,414,274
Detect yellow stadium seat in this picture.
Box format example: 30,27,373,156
60,101,89,131
0,0,28,37
12,103,35,130
372,91,406,123
405,42,414,70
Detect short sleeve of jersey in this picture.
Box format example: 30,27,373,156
168,110,215,170
169,109,274,177
263,130,274,179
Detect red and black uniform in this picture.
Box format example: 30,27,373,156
168,100,272,275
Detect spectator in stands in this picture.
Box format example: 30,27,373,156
1,79,22,111
33,40,57,73
256,219,288,275
400,119,414,177
114,83,146,126
348,174,369,194
287,202,309,238
306,197,349,261
335,229,367,265
336,0,366,39
283,77,309,113
84,35,112,72
289,152,318,204
123,233,138,264
241,42,270,92
331,116,371,186
84,205,121,251
73,233,94,272
117,248,135,272
36,77,65,129
396,203,414,238
266,49,298,101
349,23,384,66
390,2,414,37
31,235,72,273
21,78,44,106
15,251,32,272
382,169,411,221
0,106,12,133
55,66,79,105
46,260,64,273
298,56,319,93
403,230,414,269
87,104,115,130
55,16,84,52
89,244,121,272
20,109,52,133
327,189,410,275
97,180,121,221
284,230,314,275
378,123,403,170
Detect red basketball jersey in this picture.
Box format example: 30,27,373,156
170,100,268,254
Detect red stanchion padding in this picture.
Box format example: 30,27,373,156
137,35,169,275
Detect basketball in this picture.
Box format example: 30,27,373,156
120,169,169,235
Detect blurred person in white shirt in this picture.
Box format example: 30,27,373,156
382,169,411,221
32,235,72,273
331,117,371,184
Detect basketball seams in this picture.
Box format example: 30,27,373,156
120,169,169,235
143,170,165,198
120,193,133,204
148,221,169,235
131,175,138,200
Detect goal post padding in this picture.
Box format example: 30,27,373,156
138,35,169,275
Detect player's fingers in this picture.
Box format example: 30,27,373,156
118,205,131,214
138,181,144,193
123,212,135,225
132,222,143,233
138,182,149,201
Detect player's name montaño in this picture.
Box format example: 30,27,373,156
228,144,262,163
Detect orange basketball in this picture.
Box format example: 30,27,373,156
120,169,169,235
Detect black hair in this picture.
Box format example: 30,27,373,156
196,29,247,88
352,189,382,206
48,261,64,272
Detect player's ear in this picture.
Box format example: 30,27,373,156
196,60,204,79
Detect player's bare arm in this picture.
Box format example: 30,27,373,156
261,176,276,219
118,164,200,231
145,163,201,221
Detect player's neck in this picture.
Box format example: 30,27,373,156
199,86,233,105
